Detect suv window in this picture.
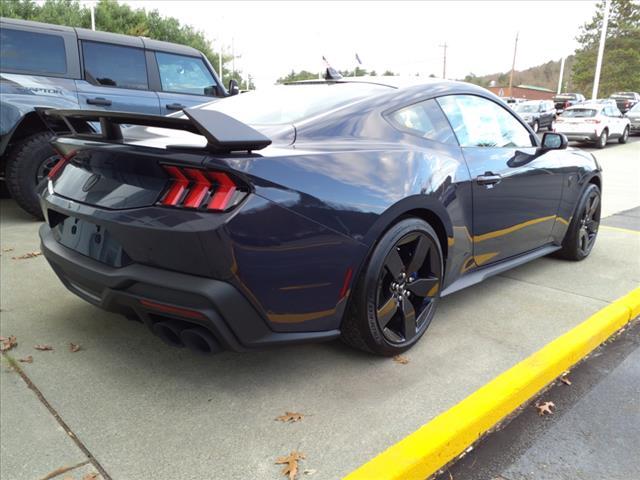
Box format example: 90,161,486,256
82,41,148,90
0,27,66,75
155,52,216,96
437,95,533,148
388,99,457,145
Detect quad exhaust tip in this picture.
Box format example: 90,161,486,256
151,321,222,354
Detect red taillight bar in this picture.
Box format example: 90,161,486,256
159,165,242,211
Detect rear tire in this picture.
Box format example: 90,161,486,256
5,132,58,220
341,218,443,356
618,126,629,144
555,184,601,261
596,129,608,149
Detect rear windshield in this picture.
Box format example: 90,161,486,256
515,103,539,113
561,108,597,118
610,93,635,99
198,83,392,125
0,27,67,75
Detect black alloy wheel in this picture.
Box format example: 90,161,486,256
597,129,608,149
577,188,600,258
619,126,629,144
341,219,443,355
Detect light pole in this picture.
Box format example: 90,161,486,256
592,0,611,100
557,57,565,94
508,32,519,98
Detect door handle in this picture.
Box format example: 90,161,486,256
86,97,112,106
476,172,502,187
166,103,186,111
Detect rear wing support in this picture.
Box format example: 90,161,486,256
43,108,271,153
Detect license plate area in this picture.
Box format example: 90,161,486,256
53,216,131,267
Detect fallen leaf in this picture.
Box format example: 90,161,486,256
275,451,305,480
82,473,99,480
303,469,317,476
63,477,74,480
19,355,33,364
276,411,304,423
34,344,54,351
393,354,409,365
12,251,42,260
0,335,17,352
69,343,82,353
2,247,14,252
560,375,572,386
536,401,555,416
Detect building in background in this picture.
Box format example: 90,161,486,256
488,84,555,100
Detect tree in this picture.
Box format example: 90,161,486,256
382,70,396,76
276,70,319,84
572,0,640,97
0,0,247,86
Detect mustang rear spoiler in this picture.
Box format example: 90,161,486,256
42,108,272,153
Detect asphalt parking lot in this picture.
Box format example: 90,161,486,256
1,137,639,480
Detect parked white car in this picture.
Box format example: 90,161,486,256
555,103,630,148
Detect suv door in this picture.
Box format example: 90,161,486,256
76,40,160,114
151,51,220,114
437,94,564,265
603,105,623,135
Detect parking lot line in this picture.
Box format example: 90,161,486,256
344,287,640,480
599,224,640,235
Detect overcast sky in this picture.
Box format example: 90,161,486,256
119,1,598,87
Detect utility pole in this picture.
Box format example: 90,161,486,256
90,3,96,31
592,0,611,100
508,32,519,98
439,42,448,79
557,56,566,94
232,37,235,82
219,41,223,85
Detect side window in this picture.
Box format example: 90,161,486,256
0,28,66,75
155,52,216,96
437,95,534,148
387,99,457,145
82,41,148,90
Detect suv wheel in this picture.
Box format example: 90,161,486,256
532,120,539,133
596,129,608,149
618,126,629,144
341,218,443,356
5,132,58,220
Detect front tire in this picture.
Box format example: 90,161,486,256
341,218,443,356
5,132,58,220
618,126,629,144
532,120,539,133
555,184,601,261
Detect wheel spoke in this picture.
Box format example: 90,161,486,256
579,228,588,251
384,248,405,278
406,235,429,275
401,299,417,339
588,194,599,218
377,297,398,328
406,276,439,297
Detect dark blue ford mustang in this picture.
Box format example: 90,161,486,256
38,78,602,356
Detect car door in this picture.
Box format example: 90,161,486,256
437,94,564,266
151,51,221,114
606,105,625,135
75,40,160,114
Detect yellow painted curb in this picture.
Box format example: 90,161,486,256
344,287,640,480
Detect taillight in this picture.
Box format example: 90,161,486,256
564,101,570,108
556,118,564,123
160,164,244,211
585,119,601,124
48,150,77,180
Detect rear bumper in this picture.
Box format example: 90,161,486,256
559,131,599,142
40,224,340,351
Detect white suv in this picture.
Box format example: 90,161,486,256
555,103,630,148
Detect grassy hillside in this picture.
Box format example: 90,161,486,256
463,56,576,92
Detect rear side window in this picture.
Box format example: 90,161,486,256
388,99,457,145
82,41,148,90
0,28,66,75
155,52,216,96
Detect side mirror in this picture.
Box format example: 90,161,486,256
228,79,240,96
541,132,568,151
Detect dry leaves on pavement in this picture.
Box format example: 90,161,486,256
19,355,33,364
0,335,18,352
82,473,99,480
69,343,82,353
536,401,555,416
12,251,42,260
34,344,54,351
276,411,304,423
393,354,409,365
560,374,572,386
275,451,306,480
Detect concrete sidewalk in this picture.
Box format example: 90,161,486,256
1,140,639,480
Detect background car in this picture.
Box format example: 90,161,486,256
625,102,640,135
38,78,602,357
0,17,229,218
553,92,586,115
609,91,640,113
555,102,630,148
513,100,556,132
